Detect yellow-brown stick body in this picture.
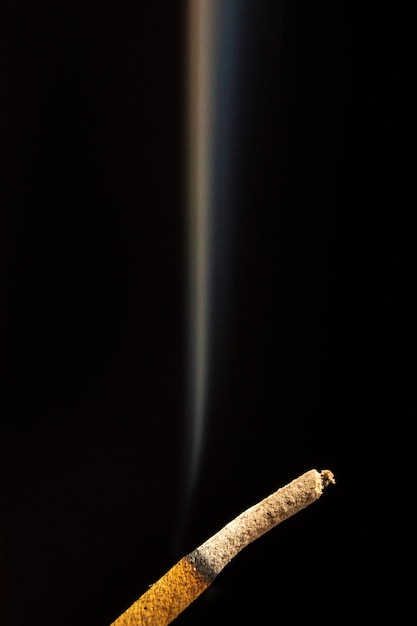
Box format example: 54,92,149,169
110,557,211,626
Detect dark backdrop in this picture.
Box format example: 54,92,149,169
0,2,402,625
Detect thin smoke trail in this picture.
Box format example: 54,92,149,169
176,1,241,551
183,0,217,515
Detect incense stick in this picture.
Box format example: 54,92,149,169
110,469,335,626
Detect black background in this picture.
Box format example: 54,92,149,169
0,1,404,625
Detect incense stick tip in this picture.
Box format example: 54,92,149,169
320,469,335,488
